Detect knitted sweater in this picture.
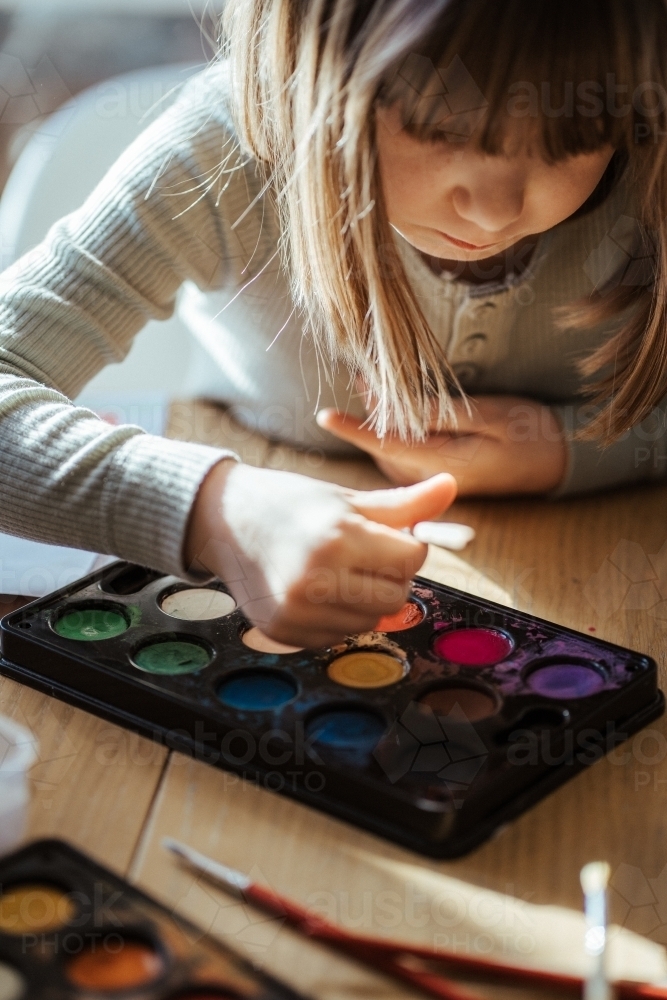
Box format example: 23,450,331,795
0,63,661,579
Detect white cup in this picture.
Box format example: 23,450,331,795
0,715,37,856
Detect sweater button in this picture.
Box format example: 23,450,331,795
461,332,488,358
472,300,497,316
452,362,479,385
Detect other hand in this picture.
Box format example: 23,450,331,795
317,395,566,495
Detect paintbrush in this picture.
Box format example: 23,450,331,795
162,836,480,1000
581,861,612,1000
163,838,667,1000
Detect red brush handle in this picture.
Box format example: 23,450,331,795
247,884,481,1000
246,883,667,1000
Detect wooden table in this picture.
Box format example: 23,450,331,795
2,398,667,999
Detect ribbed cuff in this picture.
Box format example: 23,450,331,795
104,433,238,579
550,403,662,498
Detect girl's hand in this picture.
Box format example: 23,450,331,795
317,396,567,496
185,461,457,648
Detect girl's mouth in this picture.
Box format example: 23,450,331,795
436,230,500,250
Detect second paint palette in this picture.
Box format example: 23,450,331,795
0,838,307,1000
0,562,663,856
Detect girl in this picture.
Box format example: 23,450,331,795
0,0,665,647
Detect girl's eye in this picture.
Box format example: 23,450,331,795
410,128,468,149
425,132,454,146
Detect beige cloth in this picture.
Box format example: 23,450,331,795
362,853,667,983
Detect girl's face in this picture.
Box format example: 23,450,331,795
376,105,615,261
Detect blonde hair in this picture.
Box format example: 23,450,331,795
221,0,667,442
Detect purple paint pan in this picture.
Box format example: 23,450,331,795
526,659,607,699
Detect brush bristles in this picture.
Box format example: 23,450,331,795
580,861,611,895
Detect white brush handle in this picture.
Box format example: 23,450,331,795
162,837,251,896
411,521,475,551
581,862,611,1000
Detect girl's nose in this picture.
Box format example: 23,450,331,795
451,180,524,234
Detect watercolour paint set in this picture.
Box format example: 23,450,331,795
0,562,663,857
0,838,306,1000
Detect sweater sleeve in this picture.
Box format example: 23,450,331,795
0,64,271,577
551,397,667,497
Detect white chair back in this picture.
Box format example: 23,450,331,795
0,63,199,396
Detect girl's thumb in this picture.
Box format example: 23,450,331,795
349,474,457,529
